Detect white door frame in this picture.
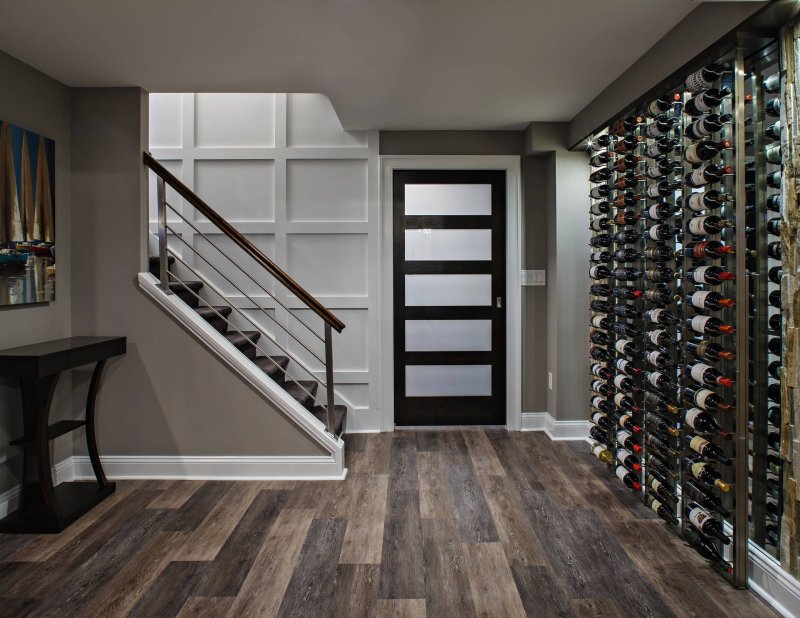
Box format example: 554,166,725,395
379,156,522,431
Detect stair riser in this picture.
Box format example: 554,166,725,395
173,289,200,308
205,317,229,334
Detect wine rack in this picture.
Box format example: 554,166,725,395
587,40,784,587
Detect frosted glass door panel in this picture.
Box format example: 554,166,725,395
405,275,491,306
405,184,491,216
405,320,491,351
406,365,491,397
405,229,491,261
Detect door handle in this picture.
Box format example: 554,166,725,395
496,296,503,309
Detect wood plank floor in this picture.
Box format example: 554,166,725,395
0,430,778,617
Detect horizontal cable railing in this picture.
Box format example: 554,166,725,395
144,152,343,434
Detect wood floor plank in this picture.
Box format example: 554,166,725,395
511,565,575,618
571,598,628,617
483,430,545,492
339,473,388,564
417,452,454,519
443,442,499,543
374,599,427,617
389,435,419,492
380,489,426,599
161,481,232,531
172,481,262,562
330,564,380,618
462,429,505,477
176,596,235,617
365,433,392,474
147,479,205,509
277,518,347,617
226,508,316,617
421,517,477,618
463,542,526,618
478,474,548,567
128,560,206,618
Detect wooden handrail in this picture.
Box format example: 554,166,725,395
143,152,345,333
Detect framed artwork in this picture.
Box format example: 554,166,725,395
0,120,55,306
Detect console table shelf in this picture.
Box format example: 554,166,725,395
0,336,126,533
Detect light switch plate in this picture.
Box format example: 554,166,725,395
521,270,546,286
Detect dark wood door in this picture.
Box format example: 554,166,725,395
393,170,506,425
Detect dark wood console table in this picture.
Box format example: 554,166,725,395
0,336,126,533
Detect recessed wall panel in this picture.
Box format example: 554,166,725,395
195,93,275,147
287,234,367,297
149,93,183,148
287,160,368,222
195,160,275,222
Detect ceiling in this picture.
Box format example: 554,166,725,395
0,0,701,130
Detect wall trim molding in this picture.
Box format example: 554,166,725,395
520,412,590,441
748,541,800,618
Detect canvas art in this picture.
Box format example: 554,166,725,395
0,120,55,306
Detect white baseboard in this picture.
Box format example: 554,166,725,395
520,412,590,441
748,541,800,617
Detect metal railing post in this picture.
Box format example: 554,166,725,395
157,177,170,292
324,323,335,434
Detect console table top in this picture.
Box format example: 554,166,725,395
0,336,126,377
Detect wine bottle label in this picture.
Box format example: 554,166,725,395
616,359,628,372
685,143,704,165
692,265,712,283
647,350,662,366
618,414,631,429
688,217,709,236
648,309,663,323
689,119,712,139
687,192,707,212
690,435,710,453
690,363,713,383
691,315,710,334
590,266,604,278
691,290,711,308
646,183,663,198
613,375,626,389
685,407,703,428
686,70,712,93
695,388,714,409
647,100,662,115
591,444,606,458
617,430,630,444
592,412,604,424
591,315,606,328
691,462,709,481
648,225,662,240
592,397,605,409
647,371,664,387
645,162,663,177
692,92,715,112
688,506,713,529
616,466,630,483
650,477,663,492
647,205,663,220
649,330,665,345
591,380,604,392
617,449,632,464
690,167,708,187
615,339,631,354
649,498,664,514
644,143,662,158
614,393,626,407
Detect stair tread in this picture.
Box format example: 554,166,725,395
253,356,290,380
224,331,262,347
148,255,175,265
283,380,319,410
168,280,203,292
311,405,347,436
194,305,233,319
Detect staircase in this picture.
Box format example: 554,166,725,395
141,152,347,452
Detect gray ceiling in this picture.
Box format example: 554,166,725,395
0,0,700,130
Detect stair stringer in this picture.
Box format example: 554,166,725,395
137,272,346,478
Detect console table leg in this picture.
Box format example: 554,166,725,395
19,373,60,519
86,360,109,487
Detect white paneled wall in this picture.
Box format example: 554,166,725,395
149,93,380,432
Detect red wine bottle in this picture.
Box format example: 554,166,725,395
646,349,674,370
615,465,642,491
686,340,735,362
684,386,732,413
647,329,674,348
590,250,612,264
590,234,612,248
684,139,731,165
645,224,677,242
647,471,677,504
616,412,642,433
591,379,614,398
590,283,612,297
610,267,641,281
646,93,681,116
614,135,644,154
686,502,730,544
613,230,640,245
591,315,610,330
684,527,733,572
614,192,642,208
687,363,733,388
646,202,677,221
612,286,643,300
645,180,679,198
589,217,611,231
590,346,612,362
685,164,733,188
590,201,611,215
614,211,641,226
686,290,735,311
589,330,611,346
644,138,679,159
686,215,732,236
589,265,611,280
591,412,613,430
613,373,636,392
645,288,677,305
687,315,735,336
645,245,674,262
617,448,642,473
645,370,673,390
613,303,640,319
612,322,640,339
686,190,733,212
614,154,642,172
589,135,613,150
684,478,730,516
591,363,614,380
589,424,611,444
684,407,730,439
644,267,675,283
614,339,639,357
644,308,678,326
681,240,734,258
687,265,735,285
685,455,731,492
613,248,642,262
589,168,613,183
589,151,614,167
590,185,612,199
644,116,678,139
687,435,731,466
614,173,645,190
615,358,641,376
684,86,731,116
684,64,724,92
612,115,644,136
646,493,679,526
685,114,732,141
591,396,615,415
614,392,640,413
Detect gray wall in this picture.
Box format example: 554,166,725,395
69,88,324,457
0,51,72,495
380,130,524,156
569,2,766,147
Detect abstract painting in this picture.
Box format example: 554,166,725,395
0,120,55,306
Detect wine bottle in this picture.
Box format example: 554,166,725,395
648,329,674,348
591,396,615,416
763,74,780,94
616,412,642,433
590,185,612,199
681,240,734,258
766,525,779,547
686,190,733,212
646,93,681,116
644,391,678,415
684,386,732,413
589,265,611,280
646,493,679,526
684,407,731,440
591,413,613,431
590,346,612,362
684,64,724,92
590,201,611,216
613,248,642,262
646,454,676,478
768,337,782,357
646,202,677,221
765,98,781,118
590,234,612,248
645,370,673,390
612,322,640,338
646,349,674,370
591,363,614,380
687,435,732,466
687,363,734,388
614,192,642,208
767,241,781,260
617,448,642,473
589,151,613,167
687,265,735,284
645,223,677,242
644,116,678,139
589,426,611,447
590,284,612,297
768,313,782,332
766,171,782,190
591,315,610,330
614,173,644,190
766,143,782,164
644,138,679,159
686,340,735,362
645,288,678,305
645,245,674,262
590,441,613,464
613,303,642,320
644,157,679,179
590,250,612,264
610,266,641,281
684,455,731,492
645,180,679,198
644,266,675,283
686,290,734,311
612,286,643,300
684,139,731,164
589,168,613,183
765,120,781,141
686,502,730,544
612,115,645,136
589,217,611,231
614,392,640,413
685,164,733,188
768,382,781,404
644,308,678,326
684,86,731,116
767,218,781,237
613,373,636,391
687,315,735,336
767,431,781,452
687,215,732,236
613,230,640,245
768,360,781,380
614,211,642,226
646,431,678,456
617,430,642,454
615,339,639,357
647,472,677,505
589,329,611,346
614,135,645,154
615,358,641,376
684,478,730,516
589,135,613,150
645,412,680,437
615,465,642,491
768,406,781,427
684,527,733,572
685,114,732,141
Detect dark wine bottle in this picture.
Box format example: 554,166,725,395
765,120,781,141
684,407,731,440
589,330,611,346
765,98,781,118
645,370,673,390
687,265,735,285
645,180,679,198
685,114,732,141
613,373,636,392
589,265,611,280
647,472,678,505
644,157,679,179
645,412,680,437
614,392,640,413
684,527,733,572
614,248,642,262
687,363,734,388
616,412,642,433
615,358,641,376
590,284,612,297
644,138,679,159
589,151,614,167
684,478,730,516
590,346,612,362
647,329,674,348
685,164,733,188
646,349,674,370
645,245,674,262
644,308,678,326
590,234,612,248
686,340,735,362
686,190,733,212
763,74,780,94
684,86,731,116
614,338,639,357
614,154,641,172
589,135,613,151
686,215,732,236
614,135,645,154
687,315,736,336
687,435,732,466
684,386,732,413
589,168,613,183
590,185,612,199
614,192,642,208
591,379,615,398
589,424,611,445
769,289,781,308
617,448,642,473
646,493,679,526
643,116,678,139
612,322,640,338
645,288,678,305
589,217,611,232
684,455,731,492
591,363,613,380
614,211,642,226
610,267,641,281
614,173,645,190
686,502,730,544
615,465,642,491
646,93,681,116
681,240,734,258
591,396,615,416
645,224,677,242
644,266,675,283
644,391,678,416
684,64,724,92
768,241,782,260
686,290,735,311
590,250,612,264
684,139,731,164
767,218,781,237
768,360,781,380
612,115,645,136
591,315,610,330
613,230,640,245
768,313,782,332
646,202,677,221
612,286,643,300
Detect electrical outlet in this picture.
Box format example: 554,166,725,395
548,371,553,390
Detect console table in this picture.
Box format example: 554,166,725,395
0,336,126,533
